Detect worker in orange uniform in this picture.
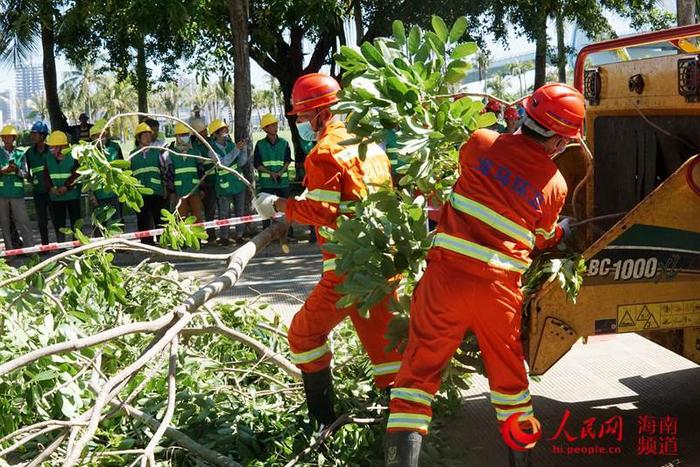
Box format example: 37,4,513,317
254,73,403,427
384,83,584,467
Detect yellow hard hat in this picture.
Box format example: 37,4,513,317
0,125,18,137
135,121,153,136
260,114,278,129
174,122,191,135
46,131,69,147
190,118,206,133
208,119,228,136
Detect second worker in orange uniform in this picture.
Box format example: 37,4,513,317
384,83,585,467
254,73,403,428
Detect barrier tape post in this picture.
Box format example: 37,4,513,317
0,213,284,258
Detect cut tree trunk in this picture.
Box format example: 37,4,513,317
39,2,68,132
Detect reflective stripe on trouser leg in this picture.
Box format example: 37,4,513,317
387,261,474,434
287,275,348,374
347,292,404,389
468,263,533,437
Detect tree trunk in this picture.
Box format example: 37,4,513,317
534,9,548,90
555,6,566,83
677,0,697,25
354,0,363,45
136,42,149,116
39,2,68,133
229,0,254,213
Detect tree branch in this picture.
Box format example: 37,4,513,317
141,336,178,467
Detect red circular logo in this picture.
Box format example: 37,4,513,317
501,412,542,451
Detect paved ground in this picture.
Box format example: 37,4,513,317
174,240,700,467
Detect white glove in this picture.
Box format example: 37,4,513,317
254,192,279,219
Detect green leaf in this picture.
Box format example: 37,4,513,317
360,42,385,67
407,26,421,55
425,31,445,56
392,20,406,46
451,42,478,59
449,17,468,43
340,46,367,65
431,16,449,43
477,112,498,128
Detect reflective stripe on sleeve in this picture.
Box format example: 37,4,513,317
322,258,336,273
306,189,341,204
490,389,531,406
387,413,431,432
495,405,534,422
373,361,401,376
535,226,557,240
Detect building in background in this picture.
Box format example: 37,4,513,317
0,90,12,127
15,62,45,121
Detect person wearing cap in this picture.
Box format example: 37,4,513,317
0,125,34,250
72,113,93,143
253,73,402,429
383,83,585,467
208,119,247,245
88,121,124,222
190,118,218,245
168,122,204,222
254,114,292,232
44,130,81,242
130,122,167,244
504,106,522,134
25,121,52,244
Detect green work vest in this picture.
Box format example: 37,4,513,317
95,141,122,200
130,147,163,196
25,144,50,194
0,147,26,198
46,154,80,201
194,140,216,187
213,140,245,196
170,145,201,197
256,137,290,189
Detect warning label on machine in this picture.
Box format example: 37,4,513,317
616,300,700,332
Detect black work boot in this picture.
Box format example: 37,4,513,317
302,368,337,426
508,448,532,467
384,431,422,467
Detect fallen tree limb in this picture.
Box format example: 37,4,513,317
62,223,287,466
113,399,242,467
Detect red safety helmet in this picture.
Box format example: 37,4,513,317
504,106,520,121
523,83,585,138
288,73,341,115
485,99,502,113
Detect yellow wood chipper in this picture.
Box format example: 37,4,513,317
525,24,700,375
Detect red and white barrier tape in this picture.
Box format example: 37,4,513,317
0,213,284,258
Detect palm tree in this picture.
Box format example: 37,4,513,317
93,76,138,141
486,74,515,101
508,60,535,98
215,78,235,123
62,62,104,119
26,93,48,120
158,81,184,118
473,50,492,82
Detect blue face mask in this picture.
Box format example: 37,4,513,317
296,121,317,142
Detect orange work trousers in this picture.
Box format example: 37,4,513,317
387,249,533,435
177,194,204,223
288,268,403,389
